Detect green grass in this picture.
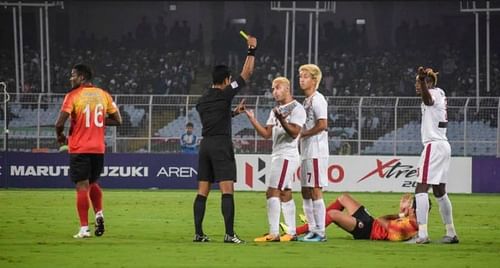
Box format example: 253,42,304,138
1,189,500,267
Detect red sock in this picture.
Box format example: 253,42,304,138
76,189,89,226
296,224,310,235
296,201,340,235
326,199,344,211
325,213,333,227
89,183,103,213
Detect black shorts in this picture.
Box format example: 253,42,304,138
198,136,236,183
350,206,374,240
69,154,104,183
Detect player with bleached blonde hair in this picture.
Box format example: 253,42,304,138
297,64,329,242
244,77,306,242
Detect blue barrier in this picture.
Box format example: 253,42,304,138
0,152,199,189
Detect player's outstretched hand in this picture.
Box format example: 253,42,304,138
245,108,255,119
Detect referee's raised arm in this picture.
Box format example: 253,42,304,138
240,35,257,82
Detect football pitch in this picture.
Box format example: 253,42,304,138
1,189,499,267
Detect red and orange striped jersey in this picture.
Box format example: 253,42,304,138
370,216,418,241
61,84,117,154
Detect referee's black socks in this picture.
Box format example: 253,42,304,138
221,193,235,236
193,194,207,235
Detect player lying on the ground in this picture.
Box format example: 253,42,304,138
281,193,422,241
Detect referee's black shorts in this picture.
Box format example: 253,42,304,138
69,153,104,183
198,136,236,183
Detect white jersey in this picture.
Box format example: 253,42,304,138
421,87,448,144
266,100,306,157
300,91,329,159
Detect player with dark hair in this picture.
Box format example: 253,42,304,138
192,34,257,244
413,66,459,244
55,63,122,238
281,193,421,242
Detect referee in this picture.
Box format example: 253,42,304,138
192,34,257,244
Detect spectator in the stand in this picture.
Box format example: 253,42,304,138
2,15,497,98
180,122,198,154
136,16,153,48
180,20,192,49
194,24,205,54
169,20,183,50
338,134,352,155
75,30,89,49
263,24,281,55
123,32,136,49
223,21,240,69
251,17,264,44
155,16,167,49
395,20,410,50
323,67,334,96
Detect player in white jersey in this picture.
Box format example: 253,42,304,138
298,64,329,242
413,67,459,244
244,77,306,242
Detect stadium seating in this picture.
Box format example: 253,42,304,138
363,120,497,156
155,107,272,139
123,105,146,127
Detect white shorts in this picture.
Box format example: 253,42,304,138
417,140,451,185
268,156,300,190
300,157,329,188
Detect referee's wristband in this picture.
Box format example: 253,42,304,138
247,47,256,56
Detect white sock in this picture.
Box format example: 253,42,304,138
313,199,326,237
281,199,296,235
436,194,457,237
80,226,89,232
95,210,104,218
267,197,281,236
302,199,316,233
415,192,429,238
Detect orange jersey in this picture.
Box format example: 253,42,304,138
61,84,117,153
370,216,418,241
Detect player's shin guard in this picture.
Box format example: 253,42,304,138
436,194,457,237
76,189,90,227
89,183,103,213
415,192,430,238
313,199,326,236
267,197,281,236
302,199,316,233
281,200,296,235
221,194,235,236
193,194,207,235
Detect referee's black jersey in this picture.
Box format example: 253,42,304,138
196,76,246,137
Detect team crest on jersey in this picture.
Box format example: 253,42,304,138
231,81,239,89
